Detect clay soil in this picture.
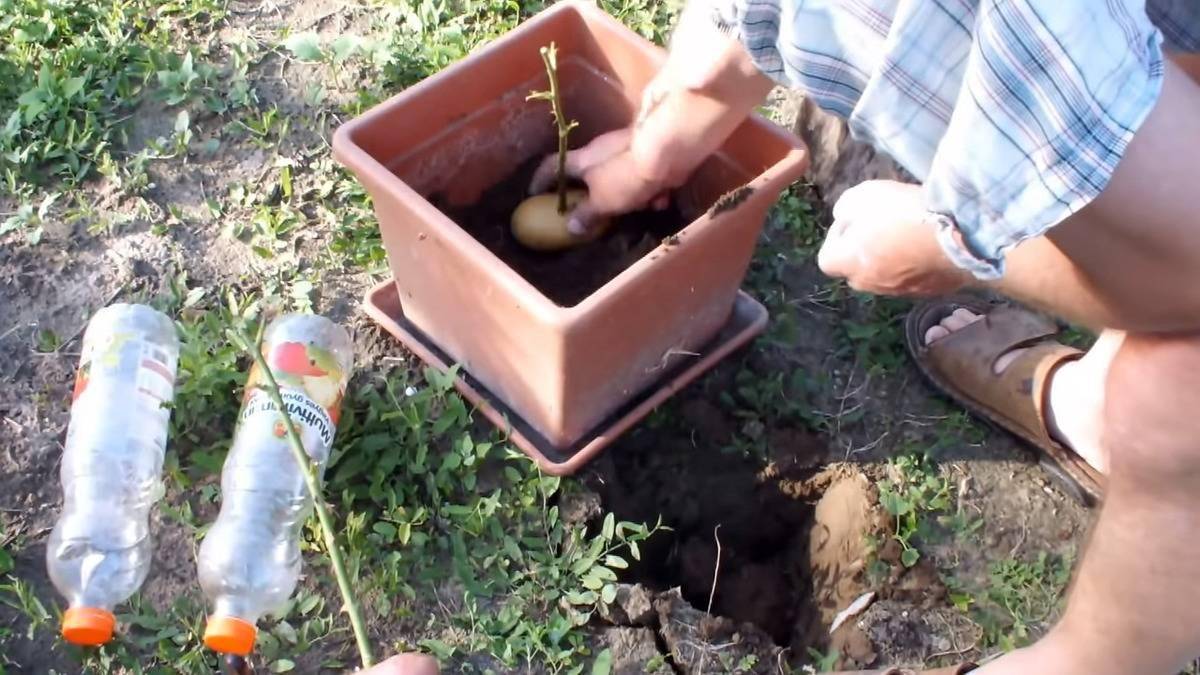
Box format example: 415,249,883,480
440,156,689,307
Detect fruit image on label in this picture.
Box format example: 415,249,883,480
246,341,347,431
72,362,91,402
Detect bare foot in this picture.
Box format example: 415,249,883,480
924,308,1109,474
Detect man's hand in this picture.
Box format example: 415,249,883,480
356,653,439,675
526,2,776,235
528,128,671,235
817,180,972,296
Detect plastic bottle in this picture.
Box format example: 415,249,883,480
46,304,179,646
197,314,353,657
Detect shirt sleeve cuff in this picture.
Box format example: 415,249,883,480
928,212,1005,281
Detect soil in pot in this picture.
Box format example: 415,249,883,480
435,155,690,307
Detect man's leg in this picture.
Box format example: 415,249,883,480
924,57,1200,474
969,334,1200,675
916,58,1200,673
984,58,1200,334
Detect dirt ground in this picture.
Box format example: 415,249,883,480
0,1,1095,673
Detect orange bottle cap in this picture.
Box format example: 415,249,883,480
204,615,257,655
62,607,115,646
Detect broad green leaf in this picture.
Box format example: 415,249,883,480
591,649,613,675
284,32,324,62
63,76,86,99
329,35,363,62
601,513,615,541
900,547,920,567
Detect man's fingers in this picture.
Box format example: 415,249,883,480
529,154,566,195
816,218,856,280
358,654,439,675
830,189,855,222
566,199,600,236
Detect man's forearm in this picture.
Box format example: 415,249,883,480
629,16,774,187
980,60,1200,333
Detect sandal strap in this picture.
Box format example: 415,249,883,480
923,309,1078,446
910,299,1104,504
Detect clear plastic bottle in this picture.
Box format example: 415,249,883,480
198,314,353,657
46,304,179,646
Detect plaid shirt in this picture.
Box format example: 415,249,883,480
707,0,1200,278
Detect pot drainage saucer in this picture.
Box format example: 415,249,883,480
363,279,768,475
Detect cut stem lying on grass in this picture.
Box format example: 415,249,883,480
232,326,374,669
527,42,578,214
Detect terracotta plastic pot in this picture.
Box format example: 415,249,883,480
334,1,807,451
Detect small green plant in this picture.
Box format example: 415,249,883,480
773,184,822,255
156,51,214,105
877,452,953,567
805,647,840,672
527,42,577,214
720,364,824,459
0,577,52,641
840,294,911,375
0,192,58,244
975,552,1073,651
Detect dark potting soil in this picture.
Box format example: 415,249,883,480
438,157,689,307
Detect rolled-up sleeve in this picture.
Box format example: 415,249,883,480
923,1,1166,279
702,0,879,120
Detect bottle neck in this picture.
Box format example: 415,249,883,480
212,595,260,625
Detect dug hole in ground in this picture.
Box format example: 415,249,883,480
570,387,969,674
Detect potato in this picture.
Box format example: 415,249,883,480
511,189,608,251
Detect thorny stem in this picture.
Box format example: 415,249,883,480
234,327,375,669
530,42,576,214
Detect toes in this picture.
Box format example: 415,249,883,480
925,308,985,346
940,308,980,332
994,346,1029,374
925,325,951,345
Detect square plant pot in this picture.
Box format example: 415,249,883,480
334,1,807,450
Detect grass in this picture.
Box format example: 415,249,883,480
0,0,224,191
943,551,1074,654
0,1,681,666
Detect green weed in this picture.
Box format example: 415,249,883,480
877,452,954,567
720,365,824,459
0,0,224,187
973,552,1073,651
328,366,660,671
0,576,52,641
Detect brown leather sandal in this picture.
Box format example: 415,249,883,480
826,664,977,674
905,296,1105,506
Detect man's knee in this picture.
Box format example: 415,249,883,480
1104,333,1200,487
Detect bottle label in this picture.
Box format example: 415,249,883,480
239,390,334,448
239,340,346,464
74,333,175,402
